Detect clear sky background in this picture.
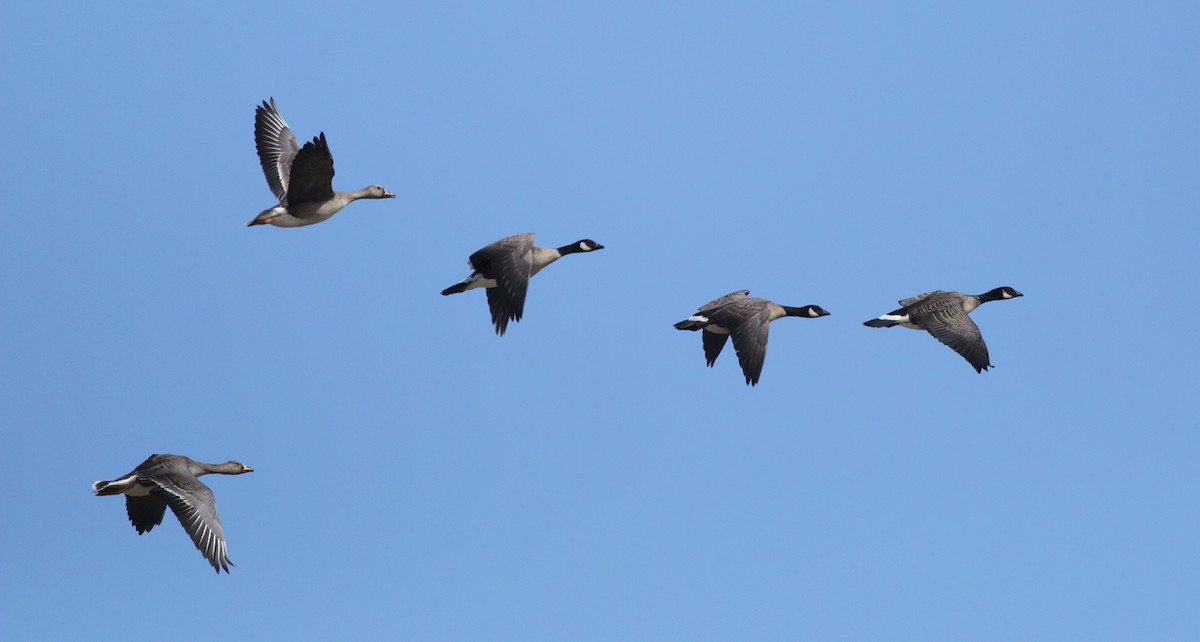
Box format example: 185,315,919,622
2,2,1197,640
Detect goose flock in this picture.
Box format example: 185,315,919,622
94,98,1025,572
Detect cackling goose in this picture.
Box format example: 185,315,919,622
675,291,830,386
863,286,1023,372
441,233,604,335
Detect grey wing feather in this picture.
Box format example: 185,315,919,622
286,133,336,206
917,305,991,372
125,495,168,535
697,290,750,314
472,234,535,335
254,98,300,203
898,290,945,307
701,330,730,366
710,300,772,386
150,473,233,573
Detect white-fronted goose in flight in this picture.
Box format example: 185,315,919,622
248,97,394,227
441,232,604,335
93,454,253,573
675,291,830,386
863,286,1023,372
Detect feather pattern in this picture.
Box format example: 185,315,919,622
254,98,300,203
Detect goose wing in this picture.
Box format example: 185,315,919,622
914,303,991,372
471,233,535,335
701,330,730,366
710,300,772,386
254,98,301,203
286,133,336,206
898,290,945,307
125,495,168,535
149,472,233,573
697,290,750,315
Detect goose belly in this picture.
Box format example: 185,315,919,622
463,276,498,291
283,201,343,226
123,479,153,496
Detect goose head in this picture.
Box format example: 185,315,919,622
364,185,396,199
981,286,1023,302
783,305,830,318
569,239,604,253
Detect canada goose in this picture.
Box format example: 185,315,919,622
93,454,253,573
441,233,604,335
863,286,1023,372
247,97,395,227
675,291,830,386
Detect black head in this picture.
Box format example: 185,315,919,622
562,239,604,254
981,286,1023,302
783,305,831,318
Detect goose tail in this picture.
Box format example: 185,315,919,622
92,475,136,496
674,315,709,331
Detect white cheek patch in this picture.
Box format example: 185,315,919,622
579,242,592,251
1002,291,1013,298
688,315,709,324
879,314,910,323
808,308,820,317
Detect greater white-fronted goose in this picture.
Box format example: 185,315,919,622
863,286,1024,372
93,454,253,573
675,291,830,386
440,232,605,335
248,97,395,227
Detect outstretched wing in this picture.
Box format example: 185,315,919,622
710,300,772,386
254,98,301,202
701,330,730,367
125,495,168,535
150,473,233,573
471,234,536,335
918,305,991,372
286,133,336,206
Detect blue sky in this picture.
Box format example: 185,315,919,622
2,2,1197,640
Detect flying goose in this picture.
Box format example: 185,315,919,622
248,97,395,227
863,286,1023,372
675,291,830,386
441,233,604,335
93,454,253,573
